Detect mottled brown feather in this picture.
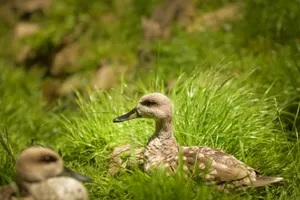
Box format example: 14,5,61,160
181,146,253,182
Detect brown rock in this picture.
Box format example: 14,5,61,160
13,0,52,14
15,46,31,64
58,75,83,96
42,76,83,103
187,3,244,32
41,79,61,103
140,0,195,69
91,63,117,90
176,0,195,28
51,43,81,76
13,23,40,64
142,0,195,41
0,1,17,25
14,22,40,39
142,17,170,41
98,12,118,24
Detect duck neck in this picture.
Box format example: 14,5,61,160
144,117,178,172
154,118,174,140
146,118,177,147
16,180,31,197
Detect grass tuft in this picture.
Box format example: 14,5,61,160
57,70,294,199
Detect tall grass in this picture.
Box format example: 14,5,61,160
55,69,296,199
0,63,64,184
1,60,299,199
0,0,300,199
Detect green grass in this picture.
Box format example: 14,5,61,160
1,63,298,199
1,0,300,199
56,69,296,199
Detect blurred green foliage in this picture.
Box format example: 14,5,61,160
0,0,300,199
244,0,300,43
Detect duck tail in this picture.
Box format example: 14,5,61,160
252,176,283,187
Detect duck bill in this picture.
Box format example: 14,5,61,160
113,108,141,123
63,166,92,182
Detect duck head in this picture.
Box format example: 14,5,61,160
113,93,173,122
16,147,91,183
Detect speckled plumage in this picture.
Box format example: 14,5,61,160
26,177,88,200
0,147,89,200
113,93,283,191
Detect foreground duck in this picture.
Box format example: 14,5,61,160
0,147,90,200
113,93,283,191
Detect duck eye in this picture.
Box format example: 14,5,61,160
142,100,157,106
41,155,57,163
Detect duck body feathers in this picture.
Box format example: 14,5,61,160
145,140,282,189
180,146,253,181
26,177,88,200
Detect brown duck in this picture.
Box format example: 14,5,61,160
0,147,90,200
113,93,283,191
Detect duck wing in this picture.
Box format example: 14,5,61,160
180,146,255,182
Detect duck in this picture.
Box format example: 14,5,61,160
0,146,90,200
113,92,283,191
